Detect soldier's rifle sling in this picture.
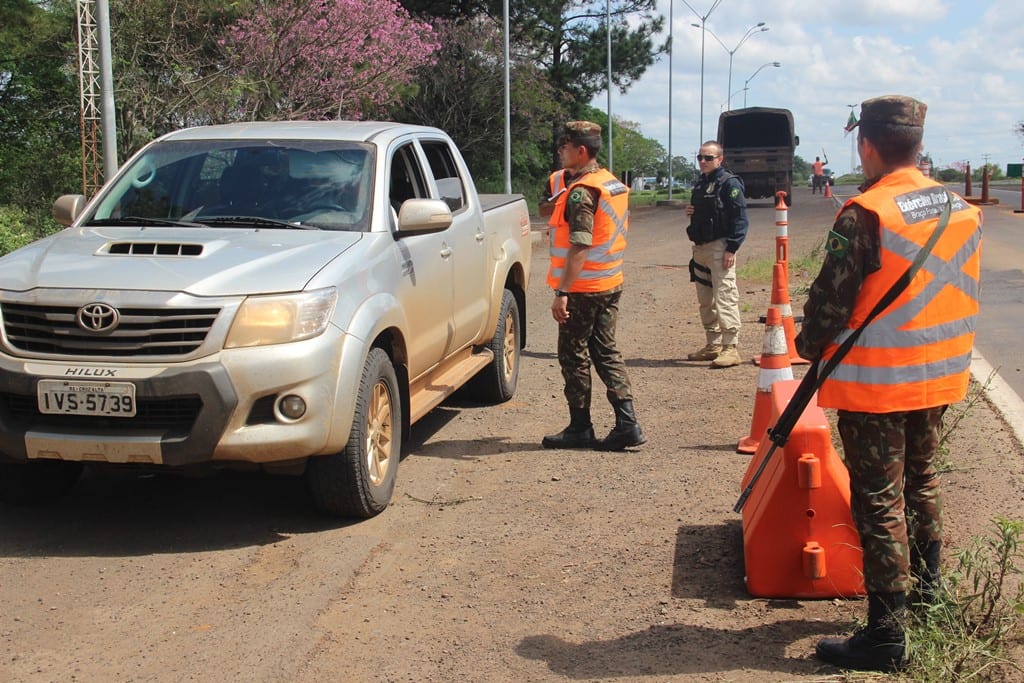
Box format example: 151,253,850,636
734,190,954,514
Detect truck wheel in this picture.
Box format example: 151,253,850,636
466,289,520,403
306,348,401,518
0,460,82,505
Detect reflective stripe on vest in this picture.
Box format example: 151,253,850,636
818,168,982,412
546,168,629,292
549,169,567,197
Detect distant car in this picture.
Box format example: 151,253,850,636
808,170,836,188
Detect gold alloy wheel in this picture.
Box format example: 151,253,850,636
502,308,517,383
365,380,394,486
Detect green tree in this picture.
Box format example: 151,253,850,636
109,0,242,158
512,0,665,167
397,1,665,190
660,155,696,187
390,16,559,196
400,0,491,19
0,0,79,239
573,105,664,183
792,154,811,181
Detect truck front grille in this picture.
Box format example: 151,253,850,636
1,392,202,433
0,303,220,357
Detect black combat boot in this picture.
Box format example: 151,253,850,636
911,540,943,605
596,399,647,451
542,407,596,449
816,592,907,673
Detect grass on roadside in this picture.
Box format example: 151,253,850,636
935,368,999,473
629,188,691,208
903,517,1024,682
737,237,826,288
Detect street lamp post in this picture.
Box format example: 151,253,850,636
742,61,780,107
701,22,769,111
667,1,674,200
680,0,725,149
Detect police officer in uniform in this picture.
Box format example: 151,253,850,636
540,121,646,451
796,95,982,672
684,141,749,367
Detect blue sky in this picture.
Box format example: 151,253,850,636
595,0,1024,175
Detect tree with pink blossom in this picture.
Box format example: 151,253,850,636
222,0,439,120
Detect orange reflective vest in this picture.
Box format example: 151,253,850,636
812,161,824,176
817,167,982,412
546,168,630,293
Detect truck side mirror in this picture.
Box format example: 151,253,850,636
794,135,800,146
52,194,89,227
395,198,453,236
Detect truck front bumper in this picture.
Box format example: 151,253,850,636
0,328,361,468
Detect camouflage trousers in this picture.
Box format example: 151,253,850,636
557,290,633,410
837,406,947,593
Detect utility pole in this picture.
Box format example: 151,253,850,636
75,0,117,197
606,0,613,173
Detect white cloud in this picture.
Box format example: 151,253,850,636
599,0,1024,174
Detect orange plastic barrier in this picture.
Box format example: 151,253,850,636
739,379,865,599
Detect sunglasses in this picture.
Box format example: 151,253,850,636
697,154,719,162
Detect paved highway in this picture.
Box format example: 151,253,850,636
964,186,1024,441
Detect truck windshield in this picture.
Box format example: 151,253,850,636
88,139,375,231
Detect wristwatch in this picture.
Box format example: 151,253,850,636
554,289,569,298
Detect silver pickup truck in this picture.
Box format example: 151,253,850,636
0,121,532,517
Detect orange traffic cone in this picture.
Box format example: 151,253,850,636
755,262,810,366
824,180,833,199
774,262,810,365
738,306,793,454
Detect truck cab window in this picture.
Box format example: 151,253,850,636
421,141,465,212
389,145,427,214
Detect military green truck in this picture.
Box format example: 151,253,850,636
717,107,799,204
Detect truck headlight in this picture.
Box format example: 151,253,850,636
225,288,337,348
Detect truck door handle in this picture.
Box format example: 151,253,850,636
475,232,485,242
440,246,452,258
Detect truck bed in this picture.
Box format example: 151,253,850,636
479,193,526,213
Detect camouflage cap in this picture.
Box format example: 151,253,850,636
560,120,602,147
854,95,927,129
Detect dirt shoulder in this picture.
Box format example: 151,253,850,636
1,190,1021,682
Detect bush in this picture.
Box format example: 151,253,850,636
0,205,39,256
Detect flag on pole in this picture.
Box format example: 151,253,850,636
843,110,858,135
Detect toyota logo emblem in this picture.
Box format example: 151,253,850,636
77,303,120,332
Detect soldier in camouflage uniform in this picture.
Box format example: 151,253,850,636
540,121,646,451
795,96,982,673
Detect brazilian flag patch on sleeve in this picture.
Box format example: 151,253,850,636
826,230,849,259
568,188,586,203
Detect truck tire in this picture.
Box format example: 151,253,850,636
306,347,401,518
466,289,520,403
0,460,82,505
